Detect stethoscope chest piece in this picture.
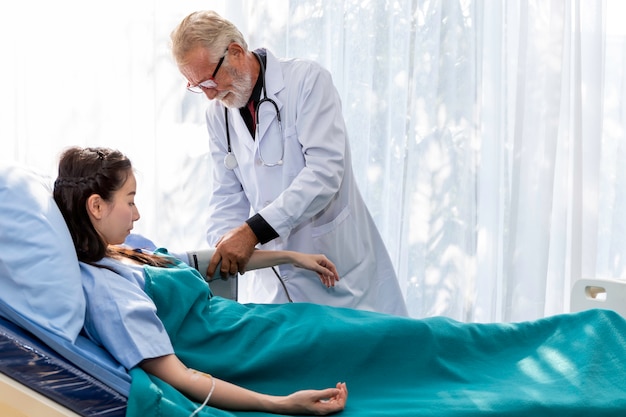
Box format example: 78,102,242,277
224,152,238,170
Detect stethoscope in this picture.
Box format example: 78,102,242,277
223,52,284,170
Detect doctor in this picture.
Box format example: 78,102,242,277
171,10,407,316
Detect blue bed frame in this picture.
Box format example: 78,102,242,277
0,315,127,417
0,252,238,417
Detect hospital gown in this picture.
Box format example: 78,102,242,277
80,257,174,369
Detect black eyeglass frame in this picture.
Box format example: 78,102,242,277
187,50,227,93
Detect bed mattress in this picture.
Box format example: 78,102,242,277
0,316,127,417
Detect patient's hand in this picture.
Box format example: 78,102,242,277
292,253,340,288
280,382,348,415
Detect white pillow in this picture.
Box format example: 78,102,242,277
0,162,85,342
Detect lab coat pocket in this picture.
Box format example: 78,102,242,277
282,125,305,182
311,206,366,277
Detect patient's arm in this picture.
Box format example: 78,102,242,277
188,249,339,288
244,250,340,287
140,354,347,415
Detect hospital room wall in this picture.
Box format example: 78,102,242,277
1,0,626,323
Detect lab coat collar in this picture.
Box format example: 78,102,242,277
256,50,285,141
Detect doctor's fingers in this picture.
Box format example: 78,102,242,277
206,251,222,277
207,249,239,278
216,256,236,277
220,253,250,277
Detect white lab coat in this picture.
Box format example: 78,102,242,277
204,50,407,316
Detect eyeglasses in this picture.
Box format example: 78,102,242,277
187,51,226,93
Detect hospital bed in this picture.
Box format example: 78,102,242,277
0,314,127,417
3,278,626,417
570,277,626,317
0,264,237,417
2,161,626,416
0,161,237,416
0,260,237,417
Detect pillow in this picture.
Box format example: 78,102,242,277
0,162,85,342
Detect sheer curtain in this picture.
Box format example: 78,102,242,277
1,0,624,322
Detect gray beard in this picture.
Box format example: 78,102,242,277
221,66,254,109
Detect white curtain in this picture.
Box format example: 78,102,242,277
2,0,624,323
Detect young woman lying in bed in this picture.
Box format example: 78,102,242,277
52,146,347,415
50,146,626,417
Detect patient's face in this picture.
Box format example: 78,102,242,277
96,172,140,245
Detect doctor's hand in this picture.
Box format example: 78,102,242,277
208,224,258,278
291,253,340,288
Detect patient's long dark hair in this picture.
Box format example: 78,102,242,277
53,146,172,267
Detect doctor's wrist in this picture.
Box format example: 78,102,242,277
245,213,278,244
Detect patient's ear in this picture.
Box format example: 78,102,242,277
86,194,105,219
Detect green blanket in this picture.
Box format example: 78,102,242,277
127,264,626,416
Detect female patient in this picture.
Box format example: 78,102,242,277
51,146,626,417
52,146,347,415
